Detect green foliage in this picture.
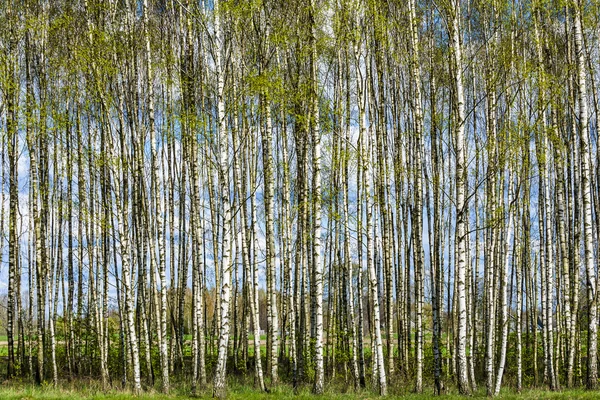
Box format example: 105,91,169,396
1,381,600,399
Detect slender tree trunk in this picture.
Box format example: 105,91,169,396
573,0,598,388
494,171,515,395
449,0,470,393
213,1,234,396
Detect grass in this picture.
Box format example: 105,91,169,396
0,380,597,399
0,332,589,399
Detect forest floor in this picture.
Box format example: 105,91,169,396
0,382,596,399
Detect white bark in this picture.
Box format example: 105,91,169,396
449,0,470,393
408,0,425,391
213,1,234,396
494,171,515,395
358,52,387,396
311,0,325,390
574,0,597,387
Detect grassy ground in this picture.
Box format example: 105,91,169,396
0,381,597,399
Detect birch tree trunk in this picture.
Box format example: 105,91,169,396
142,0,169,392
310,0,325,393
358,51,387,396
574,0,598,388
261,95,279,385
5,12,18,377
213,0,234,396
408,0,425,391
494,171,515,395
448,0,470,393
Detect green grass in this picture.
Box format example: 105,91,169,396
0,382,597,399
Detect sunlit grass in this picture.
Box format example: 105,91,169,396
0,381,597,399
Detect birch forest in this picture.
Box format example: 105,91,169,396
2,0,600,398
